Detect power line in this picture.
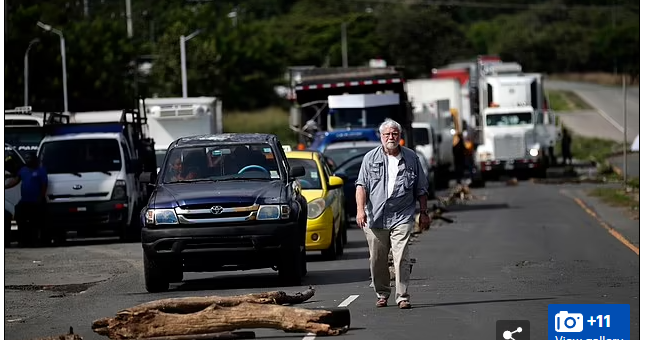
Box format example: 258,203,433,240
336,0,616,10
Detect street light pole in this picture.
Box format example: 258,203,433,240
622,74,627,188
37,21,68,113
180,29,201,98
24,38,40,106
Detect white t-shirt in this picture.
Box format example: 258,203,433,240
387,153,402,198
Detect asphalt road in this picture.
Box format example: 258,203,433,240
546,80,640,143
4,182,640,340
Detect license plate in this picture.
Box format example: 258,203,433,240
504,164,514,170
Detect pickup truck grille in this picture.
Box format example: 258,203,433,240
493,135,525,160
175,204,259,224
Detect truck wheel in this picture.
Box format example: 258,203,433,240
143,251,170,293
278,244,302,286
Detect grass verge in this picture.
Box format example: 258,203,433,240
546,89,593,111
554,134,621,164
223,107,298,146
588,182,639,220
548,72,639,86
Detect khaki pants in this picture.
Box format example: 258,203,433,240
364,221,413,304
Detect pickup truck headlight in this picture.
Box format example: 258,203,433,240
111,180,127,200
307,198,326,219
257,205,291,220
145,209,178,225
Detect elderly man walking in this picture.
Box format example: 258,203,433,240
356,119,430,309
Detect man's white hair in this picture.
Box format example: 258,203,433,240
379,119,402,134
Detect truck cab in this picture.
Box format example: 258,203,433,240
476,105,546,179
35,109,156,242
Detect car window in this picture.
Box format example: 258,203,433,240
324,146,376,166
287,158,322,190
162,143,280,183
40,139,122,174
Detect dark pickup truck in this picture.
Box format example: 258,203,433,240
138,133,308,292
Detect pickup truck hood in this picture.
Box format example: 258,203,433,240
151,180,284,208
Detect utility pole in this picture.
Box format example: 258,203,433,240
24,39,40,106
180,29,201,98
126,0,133,38
622,74,627,188
341,22,348,68
83,0,89,18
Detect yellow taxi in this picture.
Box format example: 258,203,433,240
286,150,346,260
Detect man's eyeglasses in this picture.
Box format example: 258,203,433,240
381,132,400,137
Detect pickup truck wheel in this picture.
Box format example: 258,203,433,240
278,244,302,286
341,218,348,245
300,247,308,277
143,251,170,293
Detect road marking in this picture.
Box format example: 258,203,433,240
574,90,625,133
301,294,360,340
562,190,639,255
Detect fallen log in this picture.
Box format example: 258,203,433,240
92,302,350,339
130,331,256,339
29,327,83,340
125,286,315,314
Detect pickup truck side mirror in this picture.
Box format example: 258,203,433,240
289,165,305,178
139,171,157,184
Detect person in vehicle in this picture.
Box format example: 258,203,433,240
4,152,49,245
166,154,197,182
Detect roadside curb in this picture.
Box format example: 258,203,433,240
560,189,639,256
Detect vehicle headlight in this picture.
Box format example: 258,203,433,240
145,209,178,225
307,198,326,219
111,179,127,200
529,148,539,157
257,205,291,220
478,152,493,161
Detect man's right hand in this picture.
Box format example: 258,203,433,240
356,210,367,228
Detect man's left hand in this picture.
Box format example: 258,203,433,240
419,212,431,231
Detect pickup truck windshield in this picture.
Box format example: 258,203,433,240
162,143,281,183
485,112,533,126
329,105,399,129
40,139,122,174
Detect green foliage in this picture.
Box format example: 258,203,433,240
4,0,640,112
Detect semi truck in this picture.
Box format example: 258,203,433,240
290,66,414,149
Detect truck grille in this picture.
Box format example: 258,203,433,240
493,135,525,160
175,204,258,224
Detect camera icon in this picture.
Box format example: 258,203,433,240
555,311,584,332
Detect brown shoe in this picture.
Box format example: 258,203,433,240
398,301,412,309
376,298,388,307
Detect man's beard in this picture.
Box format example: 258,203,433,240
385,140,398,150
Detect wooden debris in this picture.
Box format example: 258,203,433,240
92,287,350,339
437,184,474,206
92,303,350,339
126,286,315,314
129,331,256,339
29,327,83,340
413,204,454,235
505,177,518,186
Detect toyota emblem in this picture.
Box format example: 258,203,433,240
210,206,224,215
72,184,83,190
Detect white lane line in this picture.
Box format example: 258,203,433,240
301,294,360,340
575,90,625,133
338,294,360,307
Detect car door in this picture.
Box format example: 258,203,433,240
5,146,25,216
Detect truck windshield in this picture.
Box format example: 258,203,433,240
485,112,533,126
40,139,123,174
330,105,399,129
412,127,430,145
162,143,281,183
